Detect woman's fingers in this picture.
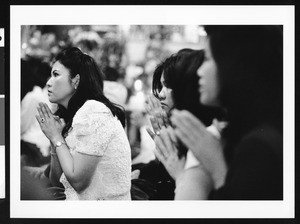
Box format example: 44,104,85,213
35,114,42,125
146,127,156,139
153,148,165,163
150,116,161,134
149,95,159,108
160,127,176,154
156,112,164,128
166,127,177,146
162,110,170,127
38,103,50,119
171,110,207,142
154,134,169,160
36,105,45,121
152,95,161,108
147,96,155,112
172,109,206,131
173,127,193,150
43,103,54,117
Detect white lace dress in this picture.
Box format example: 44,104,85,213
59,100,131,200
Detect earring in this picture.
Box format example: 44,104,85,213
75,86,77,90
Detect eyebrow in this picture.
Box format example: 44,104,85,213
52,69,59,73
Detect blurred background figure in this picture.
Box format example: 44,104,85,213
21,56,55,165
170,25,283,200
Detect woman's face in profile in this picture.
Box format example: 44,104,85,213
46,61,76,108
158,73,174,113
197,38,220,107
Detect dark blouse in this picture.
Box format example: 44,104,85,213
209,124,283,200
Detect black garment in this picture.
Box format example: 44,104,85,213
209,125,283,200
21,140,50,167
132,159,175,200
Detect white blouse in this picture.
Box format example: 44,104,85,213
60,100,131,200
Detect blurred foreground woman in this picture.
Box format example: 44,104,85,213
36,47,131,200
171,26,283,199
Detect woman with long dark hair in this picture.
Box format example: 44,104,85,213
36,47,131,200
170,25,283,199
144,49,225,199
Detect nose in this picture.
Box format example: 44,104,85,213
197,66,202,78
158,88,166,100
46,77,52,88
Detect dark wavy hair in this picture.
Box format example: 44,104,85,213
171,49,224,126
204,25,283,163
152,48,193,100
152,49,224,157
53,47,125,137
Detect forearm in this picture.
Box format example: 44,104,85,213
50,136,85,192
174,166,213,200
49,144,63,187
209,154,227,190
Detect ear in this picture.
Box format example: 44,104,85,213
72,74,80,89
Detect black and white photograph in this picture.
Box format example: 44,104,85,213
8,4,296,221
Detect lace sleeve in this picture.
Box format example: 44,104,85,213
71,101,115,157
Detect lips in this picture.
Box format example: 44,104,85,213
160,102,168,108
198,81,204,92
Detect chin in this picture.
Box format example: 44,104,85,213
201,96,219,107
200,96,210,106
48,98,56,104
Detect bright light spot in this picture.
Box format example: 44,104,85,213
134,79,143,92
22,43,27,49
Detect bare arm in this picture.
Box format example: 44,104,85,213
51,136,99,192
36,102,98,193
170,109,227,190
174,166,213,200
49,143,63,187
151,127,214,200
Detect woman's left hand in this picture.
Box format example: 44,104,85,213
35,102,65,143
150,126,186,181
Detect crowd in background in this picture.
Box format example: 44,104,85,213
20,25,283,201
21,25,204,168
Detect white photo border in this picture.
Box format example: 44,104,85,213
10,5,295,218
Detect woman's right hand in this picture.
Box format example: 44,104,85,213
170,109,227,189
145,95,169,135
36,102,66,144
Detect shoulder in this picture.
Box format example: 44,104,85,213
78,100,111,115
73,100,112,124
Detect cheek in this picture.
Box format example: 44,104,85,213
211,69,219,93
167,91,174,106
53,79,72,94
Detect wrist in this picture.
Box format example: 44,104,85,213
211,158,227,190
50,135,65,146
174,171,184,186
